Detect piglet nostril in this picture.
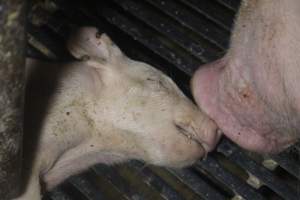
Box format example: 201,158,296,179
174,123,191,138
174,122,206,148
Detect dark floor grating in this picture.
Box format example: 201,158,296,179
27,0,300,199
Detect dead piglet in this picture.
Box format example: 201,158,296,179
16,27,220,200
192,0,300,153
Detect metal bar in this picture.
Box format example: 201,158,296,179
271,150,300,180
0,1,27,199
177,0,235,31
45,187,74,200
27,23,69,60
295,142,300,152
218,139,299,200
93,164,148,200
27,44,51,61
216,0,241,12
47,182,89,200
196,156,266,200
168,168,227,200
128,161,185,200
142,0,229,50
68,171,107,200
113,0,218,62
52,0,101,27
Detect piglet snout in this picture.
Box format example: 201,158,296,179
148,114,219,168
174,111,221,154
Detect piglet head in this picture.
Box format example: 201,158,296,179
67,27,220,168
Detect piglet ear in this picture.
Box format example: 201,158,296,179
90,33,124,62
67,27,123,63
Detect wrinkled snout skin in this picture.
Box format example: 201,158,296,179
192,0,300,153
16,27,219,199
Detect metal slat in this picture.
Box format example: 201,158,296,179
46,182,89,200
100,6,199,75
128,161,185,200
218,139,299,200
177,0,234,31
168,168,227,200
68,172,107,200
30,5,72,40
53,0,100,24
45,188,74,200
93,165,149,200
145,0,230,49
113,0,218,62
27,31,57,60
295,143,300,152
27,22,70,60
27,44,52,61
196,156,266,200
216,0,241,11
271,150,300,180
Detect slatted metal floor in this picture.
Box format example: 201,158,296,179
27,0,300,199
